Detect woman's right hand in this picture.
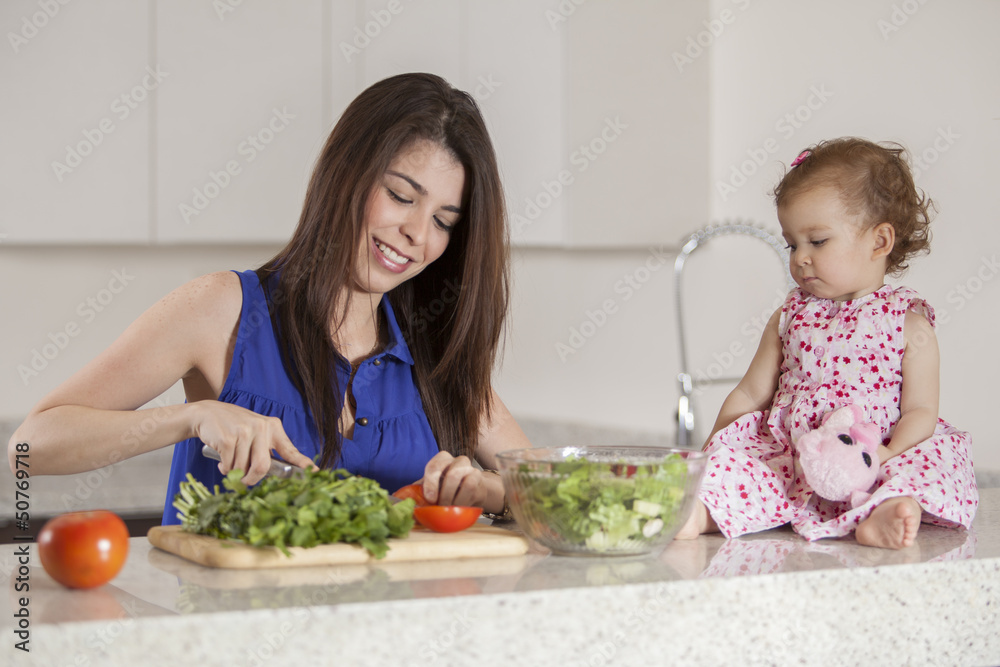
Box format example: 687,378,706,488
8,272,323,478
191,401,318,485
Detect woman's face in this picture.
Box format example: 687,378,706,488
354,140,465,297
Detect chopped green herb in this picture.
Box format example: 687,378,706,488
173,469,415,558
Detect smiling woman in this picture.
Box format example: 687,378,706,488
9,73,530,524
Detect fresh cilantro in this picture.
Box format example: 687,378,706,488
173,468,415,559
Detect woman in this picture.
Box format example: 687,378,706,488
9,73,530,523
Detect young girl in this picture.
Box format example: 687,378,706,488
9,73,530,523
677,137,977,549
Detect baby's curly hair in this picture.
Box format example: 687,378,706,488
772,137,934,276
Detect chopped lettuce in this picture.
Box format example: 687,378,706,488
518,455,688,552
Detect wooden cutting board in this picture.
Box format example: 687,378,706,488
148,524,530,569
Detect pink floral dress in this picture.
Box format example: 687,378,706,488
699,285,978,540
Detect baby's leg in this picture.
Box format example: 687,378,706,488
855,497,921,549
675,500,719,539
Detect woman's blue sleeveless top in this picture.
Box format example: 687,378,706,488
162,270,440,525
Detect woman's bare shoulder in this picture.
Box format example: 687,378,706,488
154,271,244,327
131,271,245,372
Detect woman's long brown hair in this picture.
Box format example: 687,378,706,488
256,73,509,468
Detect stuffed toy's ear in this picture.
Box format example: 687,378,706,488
795,405,881,505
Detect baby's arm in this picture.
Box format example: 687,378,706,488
880,309,940,463
703,309,783,448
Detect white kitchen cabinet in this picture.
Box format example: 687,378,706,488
346,0,709,248
0,0,150,243
155,0,328,243
355,0,463,91
466,0,567,247
336,0,565,244
562,0,710,247
3,1,707,248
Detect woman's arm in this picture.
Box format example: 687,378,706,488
879,310,939,463
703,308,784,448
7,272,314,482
420,389,531,513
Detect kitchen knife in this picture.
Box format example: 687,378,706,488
200,444,305,479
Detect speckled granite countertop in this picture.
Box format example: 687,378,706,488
2,488,997,666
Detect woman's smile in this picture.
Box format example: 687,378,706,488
372,237,413,272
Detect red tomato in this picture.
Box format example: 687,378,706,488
413,506,482,533
37,510,129,589
393,483,429,507
611,463,639,478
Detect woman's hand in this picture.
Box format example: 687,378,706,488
192,401,317,485
419,451,491,508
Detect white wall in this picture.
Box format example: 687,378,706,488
496,0,1000,472
3,1,998,472
704,0,1000,472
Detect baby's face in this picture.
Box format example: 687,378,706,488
778,186,888,301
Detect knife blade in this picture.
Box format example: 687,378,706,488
200,444,305,479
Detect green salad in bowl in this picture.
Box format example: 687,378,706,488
495,446,707,556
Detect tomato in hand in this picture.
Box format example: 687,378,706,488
38,510,129,589
395,483,482,532
413,506,483,533
393,483,429,507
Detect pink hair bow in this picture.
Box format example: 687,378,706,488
791,150,812,167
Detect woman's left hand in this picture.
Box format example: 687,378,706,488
420,451,489,507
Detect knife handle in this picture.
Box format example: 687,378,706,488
200,445,304,479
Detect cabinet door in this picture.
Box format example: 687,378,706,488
467,0,566,247
155,0,326,243
0,0,150,243
564,0,709,247
357,0,462,90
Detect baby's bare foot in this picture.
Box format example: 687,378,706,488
855,497,921,550
674,500,717,540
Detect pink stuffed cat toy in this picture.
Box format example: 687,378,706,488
795,404,882,507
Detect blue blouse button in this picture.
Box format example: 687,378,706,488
357,417,369,426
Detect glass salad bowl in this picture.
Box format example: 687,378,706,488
495,446,708,557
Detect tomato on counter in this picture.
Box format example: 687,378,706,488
413,506,483,533
38,510,129,589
